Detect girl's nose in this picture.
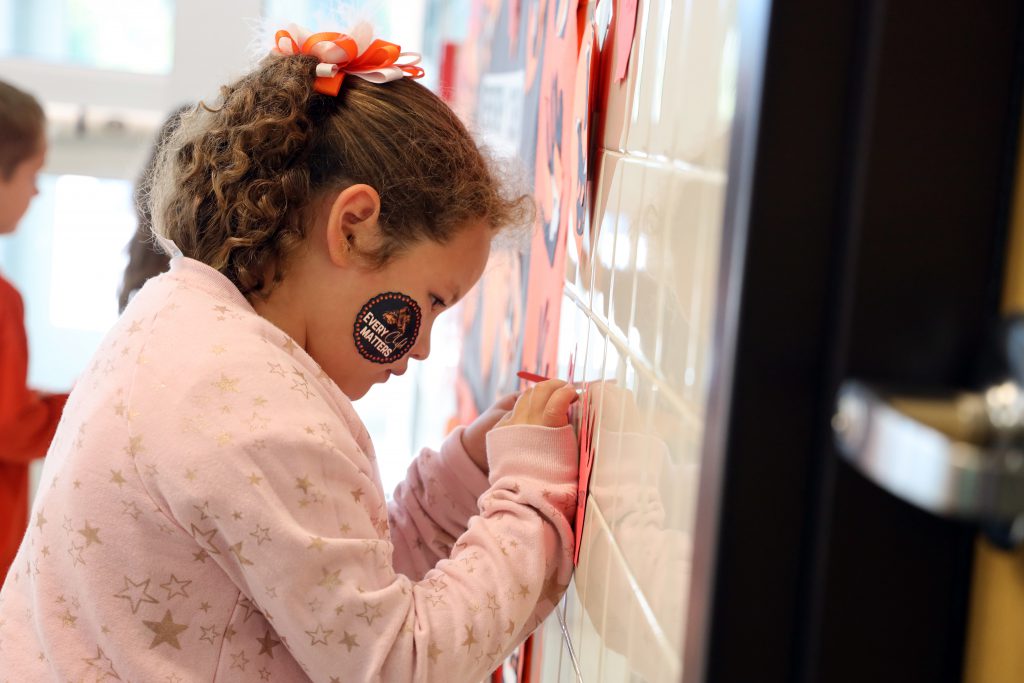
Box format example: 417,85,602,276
410,329,431,361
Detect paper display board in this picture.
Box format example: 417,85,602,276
447,0,630,677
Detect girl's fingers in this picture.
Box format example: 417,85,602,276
495,380,577,428
541,385,579,427
494,393,519,411
522,379,567,417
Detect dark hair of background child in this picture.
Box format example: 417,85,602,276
118,106,189,313
0,80,44,180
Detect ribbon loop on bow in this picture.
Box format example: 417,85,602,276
271,25,424,96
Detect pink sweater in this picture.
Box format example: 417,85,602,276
0,258,577,682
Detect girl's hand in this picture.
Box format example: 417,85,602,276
496,379,579,429
461,393,518,473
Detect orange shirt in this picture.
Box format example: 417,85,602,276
0,274,67,580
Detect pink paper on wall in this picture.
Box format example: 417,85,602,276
614,0,639,82
573,383,596,566
518,0,580,382
451,0,613,677
570,19,600,288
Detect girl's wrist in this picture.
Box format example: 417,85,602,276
460,429,489,474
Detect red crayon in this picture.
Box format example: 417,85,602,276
516,370,550,384
516,370,614,388
516,370,578,393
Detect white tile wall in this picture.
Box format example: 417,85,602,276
537,0,738,680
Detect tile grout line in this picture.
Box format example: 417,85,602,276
586,501,684,677
564,286,702,430
556,598,586,682
599,147,728,184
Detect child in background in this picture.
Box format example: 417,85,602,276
0,23,579,683
0,80,69,581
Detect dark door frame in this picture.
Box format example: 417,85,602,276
685,2,1024,682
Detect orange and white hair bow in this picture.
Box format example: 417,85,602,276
272,22,424,96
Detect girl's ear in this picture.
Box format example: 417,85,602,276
325,184,382,268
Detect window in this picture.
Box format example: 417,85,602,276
0,0,174,75
48,175,135,332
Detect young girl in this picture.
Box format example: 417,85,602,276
0,79,69,582
0,24,579,682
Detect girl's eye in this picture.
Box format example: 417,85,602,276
430,295,447,310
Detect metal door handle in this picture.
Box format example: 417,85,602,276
833,380,1024,521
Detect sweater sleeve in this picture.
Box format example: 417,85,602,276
0,279,68,464
388,426,491,581
138,369,578,683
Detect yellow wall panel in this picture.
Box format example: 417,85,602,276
964,111,1024,683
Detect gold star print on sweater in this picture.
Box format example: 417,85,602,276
0,258,578,682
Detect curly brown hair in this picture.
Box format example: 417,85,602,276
150,54,530,297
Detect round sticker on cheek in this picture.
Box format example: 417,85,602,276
353,292,423,364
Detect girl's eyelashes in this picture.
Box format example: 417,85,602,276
430,294,447,310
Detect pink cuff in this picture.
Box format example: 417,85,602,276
436,425,490,500
485,425,578,486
